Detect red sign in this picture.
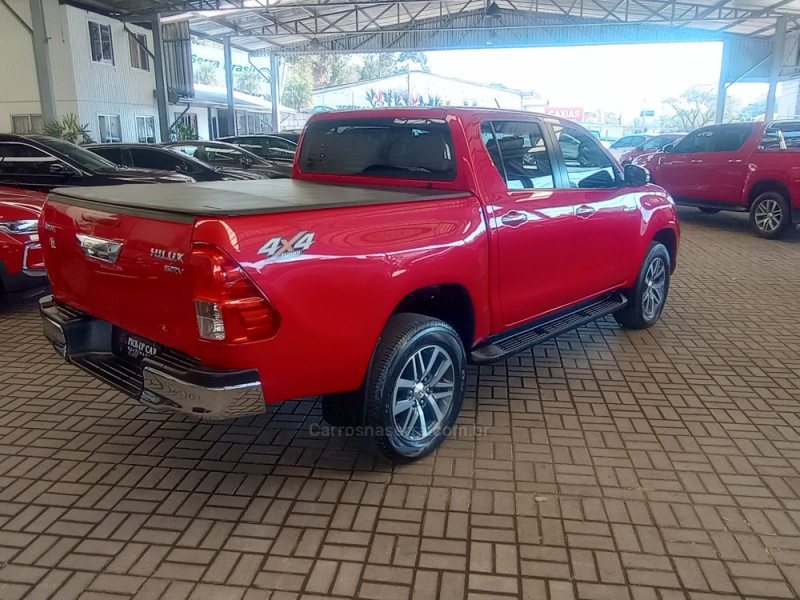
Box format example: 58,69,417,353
544,107,585,121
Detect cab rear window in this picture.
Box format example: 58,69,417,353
298,117,456,181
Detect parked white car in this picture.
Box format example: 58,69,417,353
608,134,650,160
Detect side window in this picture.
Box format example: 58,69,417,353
170,145,199,158
266,138,296,160
128,148,182,171
235,137,264,157
713,126,752,152
672,130,715,154
0,143,57,175
205,146,242,165
91,147,123,165
552,124,617,189
481,120,555,190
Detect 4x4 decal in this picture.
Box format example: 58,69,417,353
258,230,315,261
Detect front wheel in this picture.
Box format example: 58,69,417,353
614,242,671,330
364,314,466,463
750,191,792,239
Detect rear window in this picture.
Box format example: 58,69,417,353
298,117,456,181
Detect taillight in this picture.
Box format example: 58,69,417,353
189,243,280,342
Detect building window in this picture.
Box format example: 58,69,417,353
236,109,270,135
135,116,156,143
11,114,44,134
89,22,114,65
98,114,122,142
128,32,149,71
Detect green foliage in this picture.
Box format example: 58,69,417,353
43,113,94,145
661,86,750,130
235,68,269,97
194,61,219,86
171,121,197,141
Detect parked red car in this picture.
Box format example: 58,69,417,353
636,121,800,239
0,186,46,295
619,133,685,166
38,108,679,462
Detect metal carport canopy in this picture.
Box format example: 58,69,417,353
87,0,800,54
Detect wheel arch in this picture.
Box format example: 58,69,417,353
391,283,476,351
747,179,792,210
651,227,678,272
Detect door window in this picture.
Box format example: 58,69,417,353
128,148,185,171
611,135,646,149
204,145,245,166
713,125,752,152
0,143,58,175
481,120,555,189
552,124,618,189
90,146,124,165
671,129,716,154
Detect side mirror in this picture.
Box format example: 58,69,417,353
662,144,674,153
49,162,75,176
624,163,650,187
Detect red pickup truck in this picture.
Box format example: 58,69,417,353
39,108,679,462
635,121,800,239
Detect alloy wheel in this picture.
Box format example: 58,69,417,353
392,345,455,442
642,257,666,321
754,198,782,233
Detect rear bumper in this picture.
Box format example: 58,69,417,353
39,295,266,421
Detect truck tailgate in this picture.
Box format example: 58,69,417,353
41,195,198,349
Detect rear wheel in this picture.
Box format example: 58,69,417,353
750,191,792,239
614,242,670,330
363,314,466,463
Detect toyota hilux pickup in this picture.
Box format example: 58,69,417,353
635,121,800,239
39,108,679,463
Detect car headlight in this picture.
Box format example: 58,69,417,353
0,220,39,235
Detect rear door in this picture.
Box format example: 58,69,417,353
685,124,753,203
548,121,641,299
481,118,578,327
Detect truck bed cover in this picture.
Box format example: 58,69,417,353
51,179,467,219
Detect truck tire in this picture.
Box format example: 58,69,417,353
364,313,466,463
614,242,671,330
750,191,792,239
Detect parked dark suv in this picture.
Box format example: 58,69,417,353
0,134,192,192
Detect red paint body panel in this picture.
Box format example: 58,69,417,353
40,108,679,404
640,122,800,210
0,186,46,286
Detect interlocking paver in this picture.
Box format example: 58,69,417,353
2,209,800,598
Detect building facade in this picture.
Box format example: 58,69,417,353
313,71,532,111
1,1,159,142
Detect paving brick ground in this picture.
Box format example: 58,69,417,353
1,207,800,600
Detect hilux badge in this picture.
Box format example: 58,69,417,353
150,248,185,263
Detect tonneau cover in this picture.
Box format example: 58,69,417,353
51,179,466,218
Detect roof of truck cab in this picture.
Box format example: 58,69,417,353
49,179,468,220
309,106,574,125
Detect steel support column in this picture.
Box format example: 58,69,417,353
151,14,170,142
765,16,788,122
715,40,730,123
224,37,236,136
28,0,56,123
270,53,280,133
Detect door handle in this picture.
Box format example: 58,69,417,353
727,159,743,163
501,211,528,226
576,205,596,219
690,159,703,164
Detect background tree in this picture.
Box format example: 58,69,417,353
662,86,717,130
194,61,219,86
235,68,269,97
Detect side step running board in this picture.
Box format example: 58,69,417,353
470,293,628,364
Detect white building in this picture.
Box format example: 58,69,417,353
313,71,532,111
1,1,160,143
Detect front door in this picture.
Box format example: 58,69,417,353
481,119,579,328
0,142,75,192
548,122,642,299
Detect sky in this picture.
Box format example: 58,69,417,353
425,42,767,121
